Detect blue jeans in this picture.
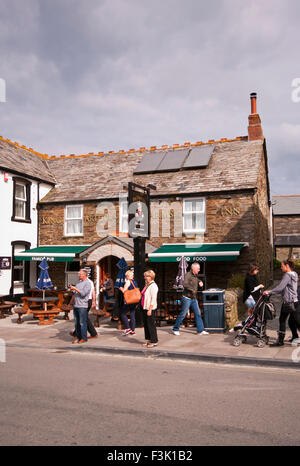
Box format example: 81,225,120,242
74,307,88,341
244,297,256,309
120,304,136,331
173,296,205,333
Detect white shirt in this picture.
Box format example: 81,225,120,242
88,278,94,300
143,281,158,311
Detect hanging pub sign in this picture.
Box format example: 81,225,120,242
0,257,11,269
128,182,150,239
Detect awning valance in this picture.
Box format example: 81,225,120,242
15,245,90,262
148,242,248,263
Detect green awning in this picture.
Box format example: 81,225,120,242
148,242,248,263
15,245,90,262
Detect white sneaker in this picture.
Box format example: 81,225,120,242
197,330,209,335
173,330,180,336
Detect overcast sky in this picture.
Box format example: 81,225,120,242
0,0,299,195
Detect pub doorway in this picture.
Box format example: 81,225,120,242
97,255,119,309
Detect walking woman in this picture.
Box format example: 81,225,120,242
264,258,299,346
141,270,159,348
119,270,138,336
243,264,264,315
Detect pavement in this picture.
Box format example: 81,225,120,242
1,293,300,370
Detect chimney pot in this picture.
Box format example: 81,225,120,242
248,92,263,141
250,92,257,114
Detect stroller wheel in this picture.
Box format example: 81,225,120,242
233,336,242,347
257,339,265,348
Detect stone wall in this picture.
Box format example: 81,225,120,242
224,288,244,330
274,215,300,235
252,152,273,286
39,186,271,290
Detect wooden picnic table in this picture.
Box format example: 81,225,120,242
0,299,17,319
31,308,61,326
21,292,72,324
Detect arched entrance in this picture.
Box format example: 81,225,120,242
98,255,119,309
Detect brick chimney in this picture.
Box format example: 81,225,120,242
248,92,264,141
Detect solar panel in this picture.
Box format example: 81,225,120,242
183,145,214,169
134,151,166,174
156,148,190,172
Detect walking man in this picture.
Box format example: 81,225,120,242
69,269,92,343
173,262,208,336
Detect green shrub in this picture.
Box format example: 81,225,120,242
227,273,245,290
273,257,281,269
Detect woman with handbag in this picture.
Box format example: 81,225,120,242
141,270,159,348
119,270,139,336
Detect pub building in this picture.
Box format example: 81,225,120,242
272,195,300,262
1,93,273,313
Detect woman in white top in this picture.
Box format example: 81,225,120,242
141,270,159,348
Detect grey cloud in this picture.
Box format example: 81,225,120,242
0,0,300,193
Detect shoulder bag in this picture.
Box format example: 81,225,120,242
123,280,142,305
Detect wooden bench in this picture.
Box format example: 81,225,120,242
59,304,72,320
92,309,106,328
0,302,17,319
13,307,28,324
31,307,61,325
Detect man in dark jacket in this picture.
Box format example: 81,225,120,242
173,262,208,336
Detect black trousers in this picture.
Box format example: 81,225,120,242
87,299,97,337
279,302,298,335
288,302,300,338
143,309,158,343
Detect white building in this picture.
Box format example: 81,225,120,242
0,137,55,296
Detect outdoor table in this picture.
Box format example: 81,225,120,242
26,296,59,312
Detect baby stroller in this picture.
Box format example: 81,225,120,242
232,293,276,348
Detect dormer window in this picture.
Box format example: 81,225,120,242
11,177,31,223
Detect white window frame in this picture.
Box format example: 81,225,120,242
182,197,206,233
14,182,27,220
119,199,128,233
64,204,83,237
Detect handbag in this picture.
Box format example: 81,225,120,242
123,280,141,305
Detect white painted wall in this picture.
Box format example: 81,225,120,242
0,171,53,295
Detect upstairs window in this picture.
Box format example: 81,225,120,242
64,205,83,236
183,198,206,233
12,178,31,222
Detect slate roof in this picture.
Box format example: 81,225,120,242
272,196,300,215
0,137,55,184
40,137,265,203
